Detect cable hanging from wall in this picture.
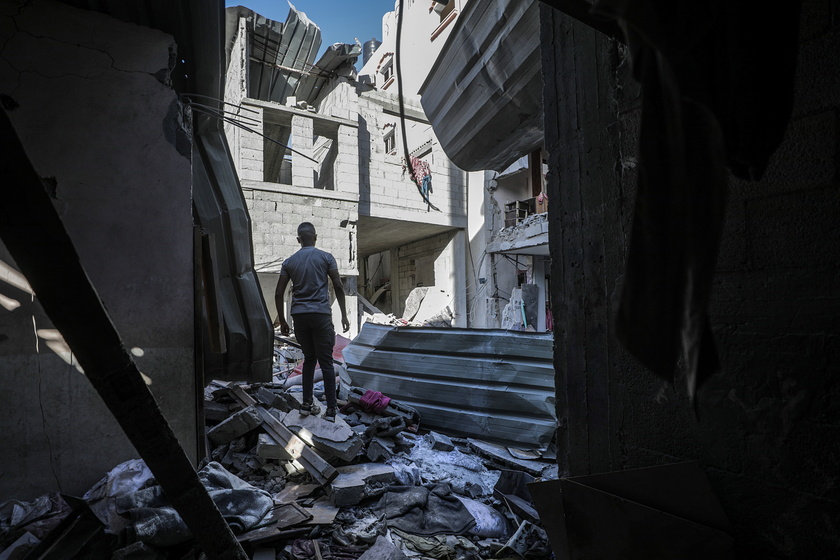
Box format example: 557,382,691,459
395,0,440,212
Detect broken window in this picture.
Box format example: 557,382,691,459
384,130,396,155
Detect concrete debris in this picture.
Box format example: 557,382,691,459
207,405,263,446
425,431,454,452
280,409,364,462
0,335,558,560
467,438,555,478
328,464,397,507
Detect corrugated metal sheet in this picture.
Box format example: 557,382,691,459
225,6,360,107
343,323,556,449
418,0,543,172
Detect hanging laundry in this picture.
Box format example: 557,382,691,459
402,156,433,211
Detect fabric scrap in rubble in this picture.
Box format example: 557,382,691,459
115,461,272,547
375,484,475,536
359,390,391,414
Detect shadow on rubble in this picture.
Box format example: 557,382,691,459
0,341,558,560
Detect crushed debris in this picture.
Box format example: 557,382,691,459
0,334,558,559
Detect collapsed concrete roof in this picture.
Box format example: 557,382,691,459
225,5,361,107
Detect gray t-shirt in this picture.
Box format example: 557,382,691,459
280,246,338,315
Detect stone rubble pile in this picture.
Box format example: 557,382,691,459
0,340,558,559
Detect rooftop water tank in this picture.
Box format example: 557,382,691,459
362,38,381,66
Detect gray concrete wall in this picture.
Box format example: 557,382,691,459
0,0,195,500
542,1,840,557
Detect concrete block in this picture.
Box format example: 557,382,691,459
204,399,232,424
426,431,455,452
207,405,262,446
366,437,396,462
282,409,364,461
328,463,397,507
256,432,293,461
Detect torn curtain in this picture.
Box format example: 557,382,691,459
590,0,801,399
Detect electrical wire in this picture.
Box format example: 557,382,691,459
395,0,440,212
188,104,320,164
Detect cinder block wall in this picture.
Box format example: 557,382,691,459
242,186,358,276
0,1,196,500
394,232,455,318
354,88,467,225
542,1,840,557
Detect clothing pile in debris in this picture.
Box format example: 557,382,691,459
0,381,556,560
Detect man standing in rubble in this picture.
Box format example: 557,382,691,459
276,222,350,422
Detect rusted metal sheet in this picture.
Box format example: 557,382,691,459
343,323,556,448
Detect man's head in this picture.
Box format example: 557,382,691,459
297,222,317,247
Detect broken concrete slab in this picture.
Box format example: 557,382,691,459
282,409,364,462
356,535,408,560
255,387,293,412
207,406,263,446
467,439,551,477
256,433,293,461
304,497,340,525
364,416,408,439
493,470,539,524
426,431,454,452
0,532,39,560
274,483,320,504
366,437,396,462
328,464,397,507
204,400,233,424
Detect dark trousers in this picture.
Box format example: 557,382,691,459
292,312,337,409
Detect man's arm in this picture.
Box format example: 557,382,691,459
328,268,350,333
275,273,291,335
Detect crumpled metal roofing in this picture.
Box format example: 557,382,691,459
418,0,543,172
225,5,360,106
343,323,556,449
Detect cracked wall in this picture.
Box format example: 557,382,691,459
0,0,195,500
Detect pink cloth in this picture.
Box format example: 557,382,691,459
359,390,391,414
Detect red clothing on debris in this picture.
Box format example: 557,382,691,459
359,390,391,413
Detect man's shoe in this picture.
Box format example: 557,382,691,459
300,401,320,417
324,407,337,422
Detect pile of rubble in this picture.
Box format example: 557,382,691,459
0,341,558,559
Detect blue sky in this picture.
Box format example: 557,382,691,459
226,0,396,61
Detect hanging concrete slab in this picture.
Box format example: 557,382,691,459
342,323,556,449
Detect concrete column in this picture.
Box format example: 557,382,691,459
238,105,264,181
390,247,401,317
335,123,360,195
291,114,314,188
451,230,468,327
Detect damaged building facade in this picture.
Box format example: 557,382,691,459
223,3,471,332
224,0,555,333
